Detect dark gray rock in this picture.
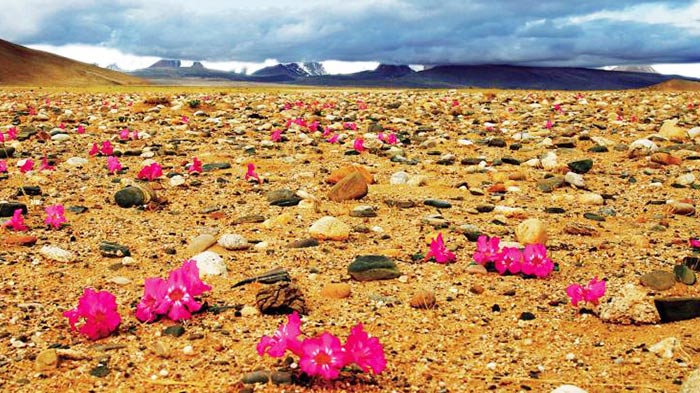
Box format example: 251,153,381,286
348,255,401,281
567,159,593,174
424,199,452,209
654,297,700,323
0,202,27,217
202,162,231,172
266,189,301,206
99,241,131,258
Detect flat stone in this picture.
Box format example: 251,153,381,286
217,234,250,250
266,189,301,206
640,270,676,291
599,284,660,324
163,325,185,337
424,199,452,209
583,212,605,222
564,222,598,236
466,264,488,275
328,172,368,202
3,235,37,246
654,298,700,323
348,255,401,281
186,234,216,255
0,146,15,158
537,176,564,193
241,370,270,384
39,245,74,263
201,162,231,172
232,215,266,224
545,207,566,214
287,238,320,248
17,186,41,196
320,283,352,299
0,202,27,217
567,159,593,174
309,216,350,241
99,241,131,257
674,264,696,285
114,185,155,208
34,349,58,371
350,205,377,218
668,202,695,216
255,282,308,315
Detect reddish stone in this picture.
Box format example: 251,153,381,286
4,235,37,246
328,172,368,202
325,165,374,184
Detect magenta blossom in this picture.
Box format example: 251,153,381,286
690,238,700,249
137,162,163,181
3,209,28,231
39,157,55,171
343,323,386,374
271,129,282,142
473,235,501,265
353,138,365,152
45,204,66,229
327,133,339,143
495,247,523,275
135,277,167,322
245,163,261,184
63,288,121,341
343,122,357,131
19,159,34,174
257,311,304,357
0,159,7,173
100,141,114,156
153,260,211,321
566,277,606,307
424,233,456,264
89,143,99,156
299,332,346,380
76,125,86,134
521,243,554,278
545,119,553,129
7,127,17,140
106,156,122,174
188,157,202,174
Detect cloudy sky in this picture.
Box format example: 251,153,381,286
1,0,700,76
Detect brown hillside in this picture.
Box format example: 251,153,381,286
647,78,700,91
0,39,146,86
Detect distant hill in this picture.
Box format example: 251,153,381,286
250,62,328,81
611,65,658,73
0,39,146,86
129,59,248,82
647,79,700,91
148,59,181,68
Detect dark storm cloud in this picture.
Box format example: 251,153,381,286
4,0,699,67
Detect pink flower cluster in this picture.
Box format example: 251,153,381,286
472,235,554,278
135,260,211,322
137,162,163,181
89,141,114,156
188,157,202,174
3,209,27,231
63,288,121,341
3,205,67,231
258,312,386,380
377,132,398,145
424,233,456,264
566,277,606,307
245,163,261,184
0,127,17,142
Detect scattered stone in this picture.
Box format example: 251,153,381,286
563,222,598,236
0,202,27,217
186,234,217,256
564,172,585,188
649,337,680,358
466,264,488,275
567,159,593,174
348,255,401,281
99,241,131,257
350,205,377,218
3,235,37,246
579,193,604,205
599,284,660,324
515,218,548,245
583,212,605,222
640,270,676,291
153,341,170,358
537,176,564,193
241,370,270,384
326,165,373,184
320,283,352,299
675,265,697,285
309,216,350,241
519,311,536,321
545,207,566,214
217,234,250,250
659,119,687,142
654,297,700,323
114,184,156,208
287,238,319,248
328,172,368,202
667,201,695,216
108,276,131,285
266,189,301,206
17,186,41,196
201,162,231,172
255,281,308,315
410,289,436,309
163,325,185,337
681,369,700,393
424,199,452,209
34,349,58,371
232,215,266,225
232,267,291,287
39,245,75,263
0,146,15,158
90,363,110,378
191,251,227,277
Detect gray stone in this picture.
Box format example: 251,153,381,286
640,270,676,291
287,238,320,248
350,205,377,218
202,162,231,172
348,255,401,281
675,265,697,285
99,241,130,258
567,159,593,174
537,176,564,193
0,146,15,158
424,199,452,209
0,202,27,217
266,189,301,206
654,297,700,323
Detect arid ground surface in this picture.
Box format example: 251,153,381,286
1,87,700,392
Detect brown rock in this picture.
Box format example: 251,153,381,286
256,282,308,315
564,222,599,236
466,264,488,275
650,152,682,166
35,349,58,371
410,289,437,309
3,235,37,246
326,165,374,184
328,172,368,202
320,283,351,299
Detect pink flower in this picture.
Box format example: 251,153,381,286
521,243,554,278
181,115,189,123
299,332,346,380
271,129,282,142
494,247,523,275
19,159,34,174
137,162,163,181
0,132,4,143
154,260,211,321
690,238,700,249
39,157,55,171
327,133,339,143
7,127,17,140
45,204,66,229
545,119,553,129
353,138,365,152
107,156,122,174
343,323,386,374
29,107,37,115
384,133,398,145
567,277,606,307
100,141,114,156
343,122,357,131
3,209,28,231
473,235,501,265
322,127,332,137
308,121,320,132
89,143,99,156
135,277,167,322
188,157,202,174
257,311,304,357
119,129,130,140
76,125,85,134
59,123,65,130
0,159,7,173
424,233,456,264
63,288,121,341
245,163,261,184
131,130,139,140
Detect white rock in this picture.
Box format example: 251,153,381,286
65,157,89,167
591,136,615,147
51,133,70,142
579,193,604,205
551,385,588,393
659,119,687,141
676,173,696,186
599,284,660,324
390,171,410,185
629,138,658,153
407,175,428,186
564,171,585,187
254,241,269,250
40,245,74,263
240,305,259,316
169,175,185,187
109,276,131,285
217,234,250,250
191,251,227,277
688,127,700,139
541,152,558,170
681,368,700,393
309,216,350,241
649,337,679,359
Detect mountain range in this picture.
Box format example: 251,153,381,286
0,39,698,90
